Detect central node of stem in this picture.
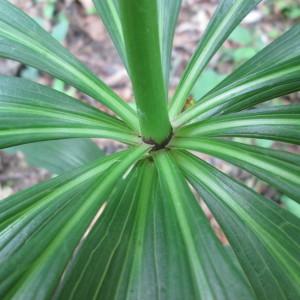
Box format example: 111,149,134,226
143,129,173,151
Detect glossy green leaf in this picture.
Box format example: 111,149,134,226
0,146,148,299
0,151,122,243
172,137,300,203
7,139,104,175
211,24,300,93
56,153,254,299
119,0,172,144
281,196,300,218
170,0,262,118
56,161,151,299
152,151,254,299
178,105,300,144
0,0,138,129
174,150,300,299
93,0,128,69
176,57,300,126
158,0,182,88
0,77,138,147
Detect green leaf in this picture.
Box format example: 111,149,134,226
281,196,300,218
231,47,257,63
172,137,300,203
51,13,69,42
119,0,172,144
7,139,104,175
56,161,151,299
0,0,138,129
169,0,262,118
0,150,123,238
175,150,300,299
158,0,182,88
92,0,128,69
178,105,300,144
0,145,148,299
54,153,254,299
0,77,138,147
192,69,226,99
152,151,254,299
176,58,300,126
214,24,300,92
228,26,253,45
176,25,300,126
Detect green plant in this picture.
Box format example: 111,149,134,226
274,0,300,20
0,0,299,298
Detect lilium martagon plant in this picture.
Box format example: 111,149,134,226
0,0,299,299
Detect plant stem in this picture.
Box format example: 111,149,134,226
119,0,172,145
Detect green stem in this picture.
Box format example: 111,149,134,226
119,0,172,145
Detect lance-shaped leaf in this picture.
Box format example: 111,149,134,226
152,151,254,299
174,150,300,300
282,196,300,218
0,0,138,129
7,139,104,175
172,137,300,203
93,0,128,68
0,146,148,299
55,161,151,299
158,0,182,88
209,24,300,94
55,154,254,299
0,149,133,231
0,77,138,147
178,105,300,144
169,0,262,118
175,57,300,126
0,151,122,242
